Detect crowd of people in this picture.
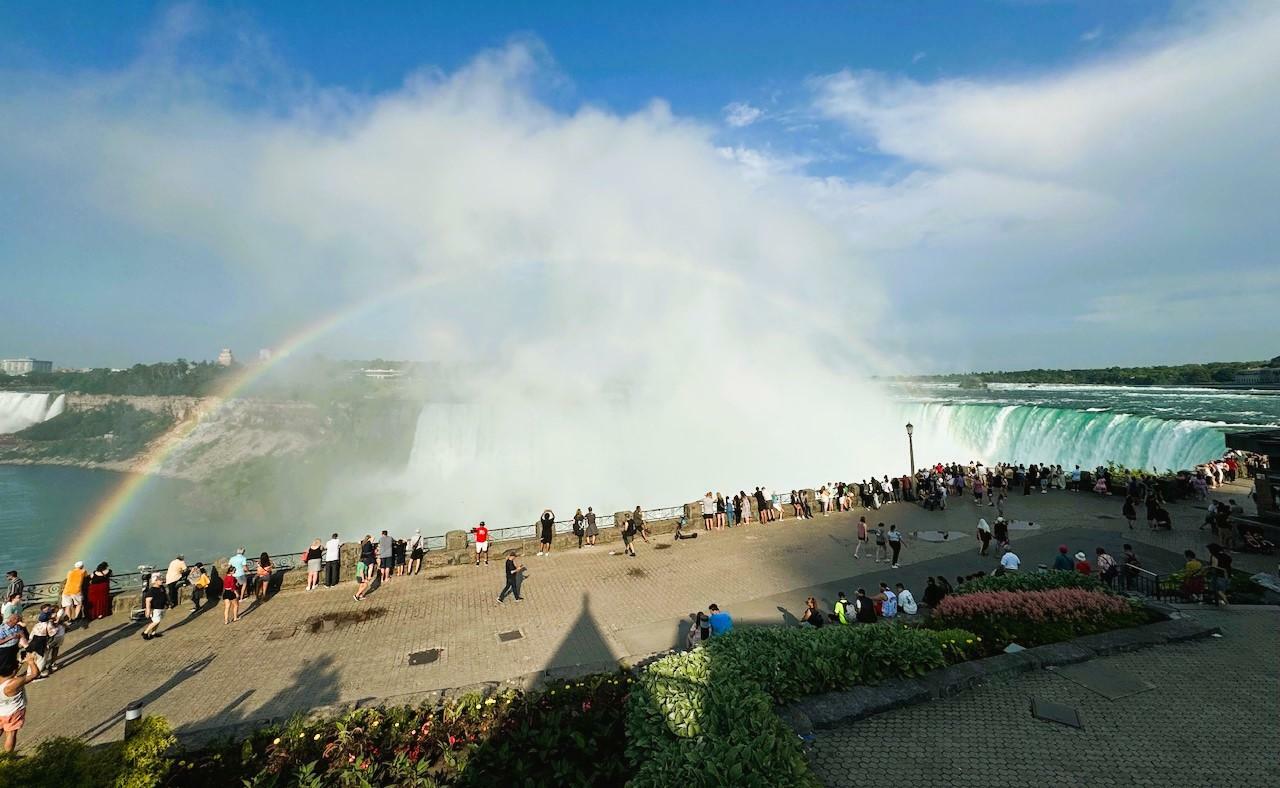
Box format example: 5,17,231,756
0,446,1267,752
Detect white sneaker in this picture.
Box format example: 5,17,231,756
537,551,544,556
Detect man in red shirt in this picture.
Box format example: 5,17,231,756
472,522,490,566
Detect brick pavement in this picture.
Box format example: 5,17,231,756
19,478,1271,747
807,605,1280,788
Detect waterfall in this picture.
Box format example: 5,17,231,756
0,391,66,434
898,401,1227,472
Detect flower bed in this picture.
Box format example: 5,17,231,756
930,587,1153,647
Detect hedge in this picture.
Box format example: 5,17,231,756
626,624,974,787
952,569,1103,595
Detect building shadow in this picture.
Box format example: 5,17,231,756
175,653,342,743
450,593,626,785
80,653,217,742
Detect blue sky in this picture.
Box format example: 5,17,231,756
1,1,1276,371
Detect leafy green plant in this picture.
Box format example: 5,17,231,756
953,569,1103,595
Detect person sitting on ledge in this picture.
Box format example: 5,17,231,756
707,604,733,636
1073,551,1092,575
1052,545,1073,571
800,596,826,628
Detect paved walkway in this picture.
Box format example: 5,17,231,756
20,479,1271,746
807,605,1280,788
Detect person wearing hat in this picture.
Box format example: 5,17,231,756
1052,545,1074,571
57,562,87,626
1073,551,1092,575
164,554,188,609
408,529,425,575
141,576,168,640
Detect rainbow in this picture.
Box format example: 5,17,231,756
55,269,467,571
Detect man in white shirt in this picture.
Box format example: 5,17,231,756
895,583,918,615
164,554,187,608
1000,547,1021,572
323,533,342,587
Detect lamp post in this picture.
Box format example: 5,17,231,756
905,422,915,478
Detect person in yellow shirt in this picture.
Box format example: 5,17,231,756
58,561,87,625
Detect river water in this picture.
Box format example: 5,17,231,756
1,384,1274,582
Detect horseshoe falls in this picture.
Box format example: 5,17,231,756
900,402,1229,471
893,384,1280,472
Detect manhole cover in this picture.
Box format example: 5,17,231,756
497,630,523,642
266,628,296,641
1048,663,1155,700
1030,698,1083,729
408,648,442,665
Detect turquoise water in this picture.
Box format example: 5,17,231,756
0,466,277,582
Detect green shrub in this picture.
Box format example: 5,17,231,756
0,716,174,788
926,628,988,663
952,569,1103,595
626,623,962,787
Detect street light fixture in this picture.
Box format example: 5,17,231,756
905,422,915,478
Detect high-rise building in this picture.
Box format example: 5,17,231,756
2,358,53,375
217,348,235,367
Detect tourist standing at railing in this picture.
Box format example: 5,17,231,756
735,492,750,524
164,554,187,610
633,506,650,543
408,530,425,575
573,509,585,548
472,522,490,565
307,538,328,589
3,572,21,607
255,553,273,602
714,494,726,529
701,492,716,531
56,562,86,627
188,563,209,612
87,562,112,620
323,534,342,588
229,547,249,600
377,531,394,581
585,508,598,545
537,511,555,556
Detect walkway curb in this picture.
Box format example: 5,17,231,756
781,616,1221,735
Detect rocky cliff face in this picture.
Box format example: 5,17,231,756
2,394,422,480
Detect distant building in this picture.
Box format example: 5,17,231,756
1234,356,1280,385
362,368,403,380
2,358,53,375
258,348,273,362
217,348,235,367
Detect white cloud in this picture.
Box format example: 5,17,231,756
722,100,764,127
1079,26,1103,43
911,51,927,64
0,30,924,526
808,0,1280,367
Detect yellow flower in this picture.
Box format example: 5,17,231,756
313,733,322,741
550,690,556,695
966,639,974,644
484,698,496,706
371,720,379,728
273,738,281,745
564,684,571,690
475,704,482,711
